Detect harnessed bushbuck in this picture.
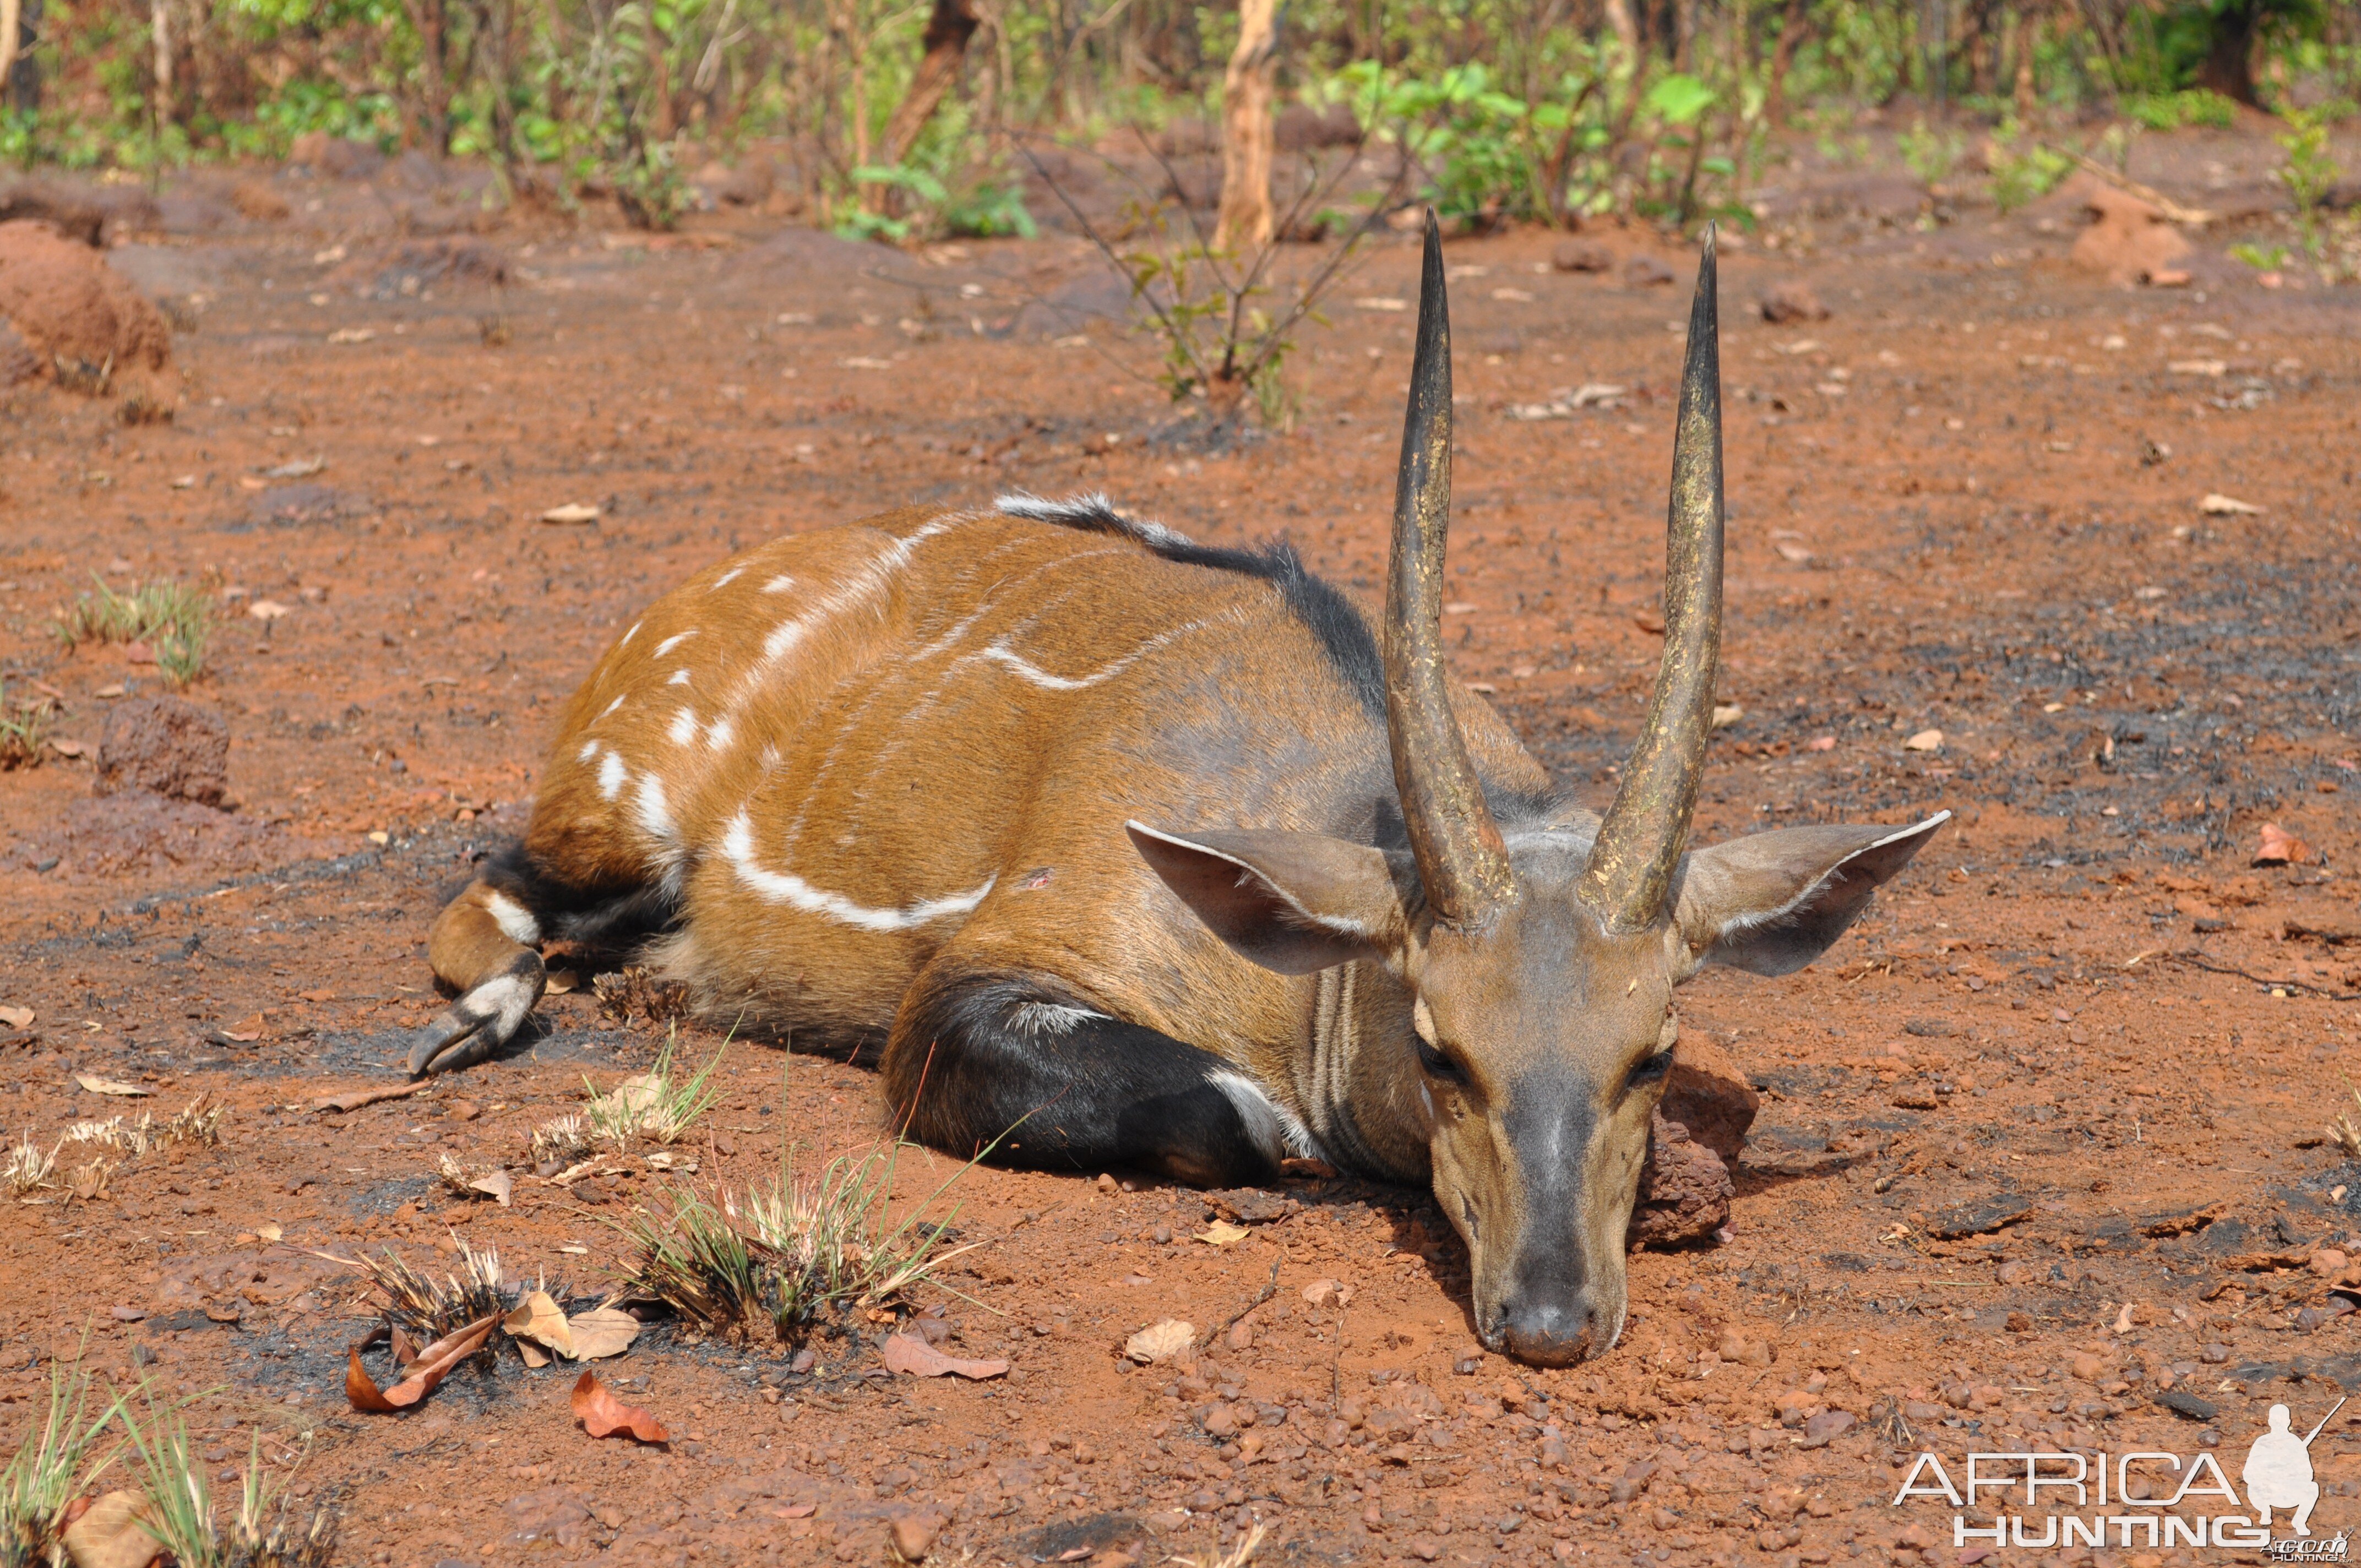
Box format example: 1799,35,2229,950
408,219,1945,1365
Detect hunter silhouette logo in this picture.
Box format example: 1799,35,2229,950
1893,1396,2351,1556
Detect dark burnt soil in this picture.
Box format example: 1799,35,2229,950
3,122,2361,1568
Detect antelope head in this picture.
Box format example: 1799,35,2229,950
1131,215,1945,1365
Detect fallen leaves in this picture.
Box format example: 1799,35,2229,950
59,1489,160,1568
0,1004,31,1030
501,1293,640,1365
311,1080,430,1113
504,1291,574,1360
2255,822,2314,867
1123,1319,1197,1365
880,1332,1009,1380
573,1370,671,1441
2199,492,2261,515
73,1074,149,1097
540,502,601,525
567,1307,643,1360
246,598,293,621
1194,1219,1252,1246
438,1151,513,1206
1902,729,1945,753
345,1313,499,1412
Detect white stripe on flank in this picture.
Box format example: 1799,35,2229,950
597,752,628,801
619,622,641,646
633,773,676,842
970,613,1223,692
599,694,627,720
667,668,692,687
720,812,992,933
711,567,744,590
654,630,697,658
668,709,700,745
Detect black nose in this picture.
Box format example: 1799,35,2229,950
1499,1298,1600,1366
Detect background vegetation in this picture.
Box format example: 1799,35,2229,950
0,0,2351,243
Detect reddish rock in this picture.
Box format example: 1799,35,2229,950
2067,179,2191,287
1759,280,1830,323
95,695,229,807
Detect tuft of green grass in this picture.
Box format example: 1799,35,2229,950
0,1353,112,1568
583,1030,725,1147
53,574,215,688
0,680,55,770
115,1386,334,1568
621,1119,984,1344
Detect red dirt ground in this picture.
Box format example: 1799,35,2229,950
3,122,2360,1568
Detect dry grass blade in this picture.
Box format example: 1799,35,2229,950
530,1113,592,1166
583,1029,725,1147
0,680,56,771
4,1135,58,1196
1176,1522,1267,1568
341,1240,508,1355
2331,1077,2361,1158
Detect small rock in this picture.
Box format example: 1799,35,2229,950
2068,179,2192,287
2158,1389,2220,1422
1758,280,1830,323
231,181,291,222
2312,1249,2349,1276
2071,1352,2107,1381
1200,1401,1238,1438
1800,1409,1856,1447
889,1510,944,1561
1551,238,1612,273
1226,1321,1254,1351
1623,254,1675,287
1407,1536,1443,1562
2201,1342,2231,1363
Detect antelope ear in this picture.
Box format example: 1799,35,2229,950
1671,813,1950,977
1127,823,1408,975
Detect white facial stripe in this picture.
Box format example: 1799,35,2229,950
483,891,541,946
720,813,991,932
597,752,628,801
668,709,700,745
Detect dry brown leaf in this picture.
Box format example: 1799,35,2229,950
257,1222,283,1243
0,1004,33,1030
566,1306,641,1360
60,1489,161,1568
470,1169,514,1206
880,1331,1009,1380
72,1075,149,1098
312,1081,430,1113
345,1312,498,1412
503,1291,574,1359
2255,822,2314,866
390,1325,418,1366
1194,1219,1251,1246
572,1370,670,1441
540,502,601,525
1122,1319,1196,1365
516,1340,551,1368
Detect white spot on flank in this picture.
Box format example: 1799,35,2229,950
597,752,628,801
762,574,797,593
654,630,697,658
711,567,744,590
1207,1070,1319,1162
667,668,692,687
720,812,992,933
764,618,810,661
599,694,627,720
668,709,700,746
705,715,736,752
483,891,541,946
577,738,601,763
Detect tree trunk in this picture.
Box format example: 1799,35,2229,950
1601,0,1639,65
2194,0,2261,106
2012,7,2037,122
1672,0,1695,72
1212,0,1277,253
879,0,981,168
402,0,451,151
150,0,171,128
1762,0,1808,127
0,0,21,112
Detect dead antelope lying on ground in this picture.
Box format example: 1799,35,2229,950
410,219,1944,1365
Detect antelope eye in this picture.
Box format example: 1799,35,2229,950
1415,1037,1464,1082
